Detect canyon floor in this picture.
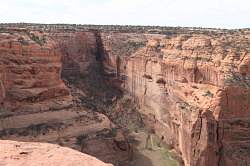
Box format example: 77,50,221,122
129,131,179,166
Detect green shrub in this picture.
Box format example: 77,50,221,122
203,90,214,97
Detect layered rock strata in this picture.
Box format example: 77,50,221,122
0,25,249,166
101,32,250,166
0,29,130,165
0,30,72,115
49,31,97,79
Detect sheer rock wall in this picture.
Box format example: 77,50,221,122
0,30,72,114
0,29,128,165
101,32,250,166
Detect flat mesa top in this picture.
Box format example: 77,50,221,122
0,23,249,35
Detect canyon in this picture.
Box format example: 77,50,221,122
0,24,249,166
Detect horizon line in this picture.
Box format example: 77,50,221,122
1,22,250,30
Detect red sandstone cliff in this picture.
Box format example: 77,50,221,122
101,32,250,166
0,29,130,166
49,31,97,79
0,30,72,114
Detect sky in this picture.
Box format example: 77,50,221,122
0,0,249,29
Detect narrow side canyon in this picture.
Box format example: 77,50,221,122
0,25,249,166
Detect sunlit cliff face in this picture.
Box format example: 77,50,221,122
101,31,250,166
0,25,249,166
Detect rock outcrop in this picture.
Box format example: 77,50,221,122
0,29,72,114
0,140,113,166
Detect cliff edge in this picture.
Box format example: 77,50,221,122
0,140,113,166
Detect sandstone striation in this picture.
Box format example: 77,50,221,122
0,24,249,166
0,140,113,166
0,29,131,166
101,31,250,166
0,30,72,115
49,31,97,79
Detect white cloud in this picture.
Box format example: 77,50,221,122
0,0,249,28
